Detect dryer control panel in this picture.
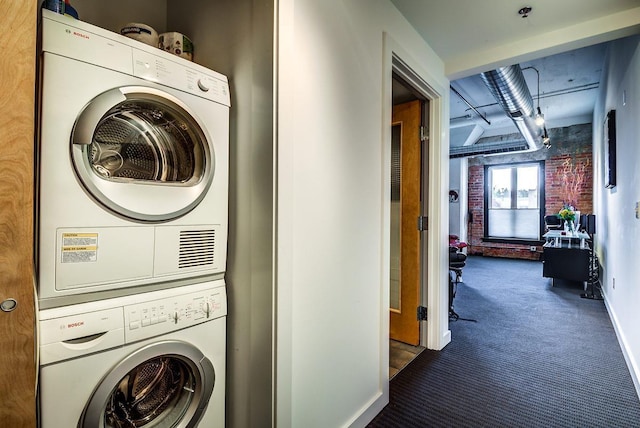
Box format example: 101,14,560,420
132,49,230,105
41,9,230,106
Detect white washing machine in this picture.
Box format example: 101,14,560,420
37,10,230,308
38,280,226,427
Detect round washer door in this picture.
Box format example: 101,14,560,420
80,340,215,428
71,86,214,222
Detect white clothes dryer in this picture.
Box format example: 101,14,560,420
38,280,226,428
37,11,230,308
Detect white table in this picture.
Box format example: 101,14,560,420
543,230,590,250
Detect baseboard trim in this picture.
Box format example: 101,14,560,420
603,290,640,400
347,389,388,428
441,329,452,349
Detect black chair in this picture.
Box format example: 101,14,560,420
448,250,466,320
544,215,563,231
449,246,467,283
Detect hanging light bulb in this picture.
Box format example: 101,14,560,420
535,106,545,126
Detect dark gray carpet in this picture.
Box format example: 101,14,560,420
369,256,640,427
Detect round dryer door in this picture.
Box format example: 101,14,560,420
71,86,214,222
80,340,215,428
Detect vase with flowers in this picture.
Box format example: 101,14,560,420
558,204,577,233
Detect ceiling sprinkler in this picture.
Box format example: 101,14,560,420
518,6,532,18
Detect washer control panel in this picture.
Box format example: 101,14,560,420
125,286,226,343
38,281,226,365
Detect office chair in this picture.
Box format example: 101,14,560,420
449,235,467,283
544,215,563,231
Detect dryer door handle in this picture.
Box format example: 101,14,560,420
72,89,127,145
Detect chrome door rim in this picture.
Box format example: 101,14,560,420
79,340,215,428
71,86,214,222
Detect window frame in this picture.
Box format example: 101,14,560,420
483,160,546,244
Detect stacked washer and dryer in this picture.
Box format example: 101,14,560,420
36,10,230,428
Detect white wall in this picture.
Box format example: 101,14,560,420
448,157,468,243
449,158,462,237
276,1,449,426
593,35,640,397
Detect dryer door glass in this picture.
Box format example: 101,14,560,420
71,87,216,222
81,342,215,428
89,99,205,184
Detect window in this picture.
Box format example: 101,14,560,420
485,162,544,240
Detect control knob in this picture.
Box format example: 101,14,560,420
197,78,210,92
201,301,211,318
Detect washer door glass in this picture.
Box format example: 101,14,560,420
80,341,215,428
72,86,214,222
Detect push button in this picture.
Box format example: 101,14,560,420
0,298,17,312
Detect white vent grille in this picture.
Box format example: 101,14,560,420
179,230,215,268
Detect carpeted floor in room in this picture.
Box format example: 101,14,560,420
369,255,640,427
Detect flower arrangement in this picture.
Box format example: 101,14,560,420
557,205,576,223
557,203,577,232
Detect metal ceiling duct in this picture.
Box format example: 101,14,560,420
480,65,544,152
449,140,529,159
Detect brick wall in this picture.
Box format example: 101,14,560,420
465,124,593,260
544,153,593,214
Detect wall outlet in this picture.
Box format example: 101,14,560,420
529,246,536,252
613,277,616,289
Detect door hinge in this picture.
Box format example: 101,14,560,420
417,306,428,321
417,216,428,231
420,126,428,142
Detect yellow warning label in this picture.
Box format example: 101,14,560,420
61,233,98,263
63,246,97,252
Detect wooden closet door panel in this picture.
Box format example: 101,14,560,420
0,1,37,426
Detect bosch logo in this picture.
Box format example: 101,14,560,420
68,321,84,328
73,31,89,40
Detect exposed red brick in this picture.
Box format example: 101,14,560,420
465,149,593,260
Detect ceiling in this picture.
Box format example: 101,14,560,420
448,42,606,147
389,0,640,149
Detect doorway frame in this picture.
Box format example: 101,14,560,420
353,31,452,428
382,32,451,359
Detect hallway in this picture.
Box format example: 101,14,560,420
371,256,640,427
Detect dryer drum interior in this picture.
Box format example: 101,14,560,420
90,99,205,184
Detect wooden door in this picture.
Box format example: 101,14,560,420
0,1,37,426
389,100,422,345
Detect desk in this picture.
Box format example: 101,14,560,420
543,230,590,249
542,231,591,283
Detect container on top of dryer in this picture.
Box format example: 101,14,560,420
36,10,230,309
